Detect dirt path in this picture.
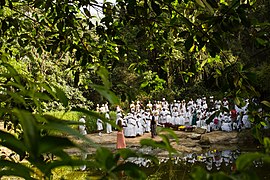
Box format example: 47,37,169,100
67,129,239,156
0,121,243,157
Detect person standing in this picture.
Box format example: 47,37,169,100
191,110,197,126
145,109,151,133
97,113,103,136
105,111,112,134
150,113,157,138
116,118,126,149
78,116,87,135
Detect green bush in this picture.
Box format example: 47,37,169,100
45,111,98,134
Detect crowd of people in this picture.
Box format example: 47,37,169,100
93,96,254,139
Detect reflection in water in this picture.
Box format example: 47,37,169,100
80,149,268,179
127,149,241,171
125,149,268,179
127,157,152,167
80,152,87,171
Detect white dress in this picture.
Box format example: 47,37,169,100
242,114,251,128
166,113,172,125
159,110,167,124
97,118,103,131
174,116,180,126
144,112,151,132
79,118,87,135
105,112,112,134
171,111,178,125
135,117,144,136
221,122,232,132
124,116,137,137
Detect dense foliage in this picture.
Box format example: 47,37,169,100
0,0,270,179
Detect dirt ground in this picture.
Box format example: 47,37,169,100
0,121,242,157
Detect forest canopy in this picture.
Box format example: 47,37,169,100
0,0,270,179
1,0,269,108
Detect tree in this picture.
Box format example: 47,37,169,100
1,0,270,179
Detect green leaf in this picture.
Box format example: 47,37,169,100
260,121,267,127
159,134,176,153
158,127,179,144
44,159,90,175
140,81,149,88
206,0,218,8
140,138,167,149
206,111,220,124
215,68,222,75
42,115,96,146
116,148,138,160
195,0,205,7
1,63,20,84
40,83,57,100
38,136,75,154
13,109,40,156
34,92,52,101
202,0,214,14
261,101,270,108
7,91,26,106
90,84,119,105
54,85,69,107
0,160,34,180
97,66,111,88
0,130,26,159
236,152,264,171
95,147,116,170
256,38,266,45
83,7,91,17
234,96,241,106
264,137,270,153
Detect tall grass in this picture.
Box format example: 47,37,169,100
45,111,117,134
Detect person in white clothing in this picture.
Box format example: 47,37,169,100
146,101,153,111
130,101,136,113
242,113,251,129
161,98,169,110
105,112,112,134
223,98,229,110
135,101,141,113
97,113,103,136
144,110,151,132
79,116,87,135
105,102,109,112
171,108,178,126
215,99,222,110
124,113,137,137
159,108,167,125
181,99,186,114
135,114,144,136
96,104,100,112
